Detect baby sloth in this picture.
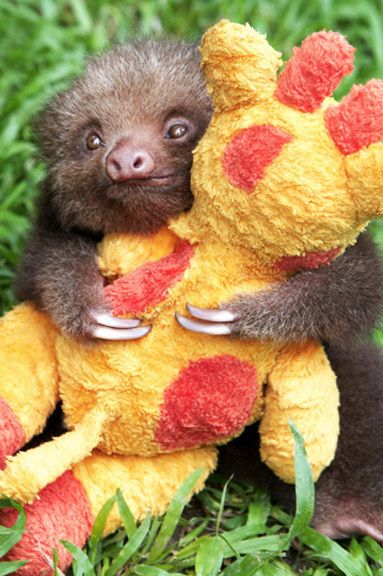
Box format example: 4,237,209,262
16,39,382,345
16,40,212,340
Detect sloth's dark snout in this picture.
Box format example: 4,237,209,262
106,140,156,182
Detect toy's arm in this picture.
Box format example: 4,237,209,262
177,234,383,346
0,302,60,465
0,406,107,504
259,341,339,483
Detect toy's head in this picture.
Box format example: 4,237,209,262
172,20,383,269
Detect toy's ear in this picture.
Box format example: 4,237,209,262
275,31,355,112
325,79,383,222
200,20,282,111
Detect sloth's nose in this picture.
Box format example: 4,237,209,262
106,141,155,182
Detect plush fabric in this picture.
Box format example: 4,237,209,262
275,31,355,112
276,247,341,273
155,355,259,449
105,239,194,315
0,399,25,470
325,80,383,154
0,471,93,575
222,124,292,192
0,20,383,573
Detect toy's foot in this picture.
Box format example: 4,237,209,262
0,448,217,573
73,448,217,536
0,471,92,575
175,303,234,335
91,310,151,340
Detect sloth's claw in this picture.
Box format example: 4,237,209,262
92,325,152,340
175,303,235,335
175,312,232,335
186,303,235,323
91,311,141,329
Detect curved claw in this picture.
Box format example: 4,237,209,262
92,325,152,341
175,312,232,335
186,303,235,323
91,311,141,329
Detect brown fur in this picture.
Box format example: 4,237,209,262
218,342,383,541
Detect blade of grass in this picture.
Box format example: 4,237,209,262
134,567,184,576
215,475,232,534
87,495,116,563
0,561,29,576
105,513,151,576
285,421,315,544
53,548,65,576
140,517,160,556
246,492,272,532
299,526,371,576
115,489,136,539
68,0,92,33
221,554,263,576
195,536,224,576
178,519,209,548
146,468,203,563
257,559,297,575
0,498,26,556
61,541,95,576
361,536,383,565
348,539,373,575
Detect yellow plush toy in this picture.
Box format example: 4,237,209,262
1,20,383,573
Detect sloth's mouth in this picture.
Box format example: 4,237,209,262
114,174,179,186
107,174,186,198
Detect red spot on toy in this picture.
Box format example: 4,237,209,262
0,471,93,575
105,240,194,315
275,31,355,112
325,80,383,155
155,355,259,450
0,398,25,470
276,247,341,273
223,125,292,192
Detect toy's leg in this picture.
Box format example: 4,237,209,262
260,341,339,483
0,406,107,503
1,447,217,575
0,303,59,467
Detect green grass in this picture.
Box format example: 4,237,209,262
1,0,383,573
4,425,383,576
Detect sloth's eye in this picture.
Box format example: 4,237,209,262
86,133,102,150
166,123,188,139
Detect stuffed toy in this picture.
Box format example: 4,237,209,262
1,19,383,573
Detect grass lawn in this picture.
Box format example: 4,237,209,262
1,0,383,573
